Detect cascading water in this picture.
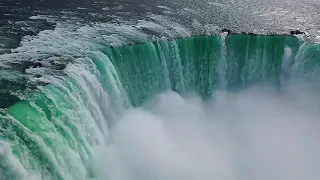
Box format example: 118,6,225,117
1,1,320,180
2,33,320,180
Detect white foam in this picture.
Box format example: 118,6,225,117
99,83,320,180
281,47,293,71
157,6,172,10
0,141,41,180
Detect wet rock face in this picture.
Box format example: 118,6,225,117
290,30,305,35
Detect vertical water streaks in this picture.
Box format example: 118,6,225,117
0,133,30,180
1,55,131,179
1,34,319,180
104,36,223,106
218,32,228,89
105,35,303,106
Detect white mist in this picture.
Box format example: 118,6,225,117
98,81,320,180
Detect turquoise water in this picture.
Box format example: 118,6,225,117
1,34,320,179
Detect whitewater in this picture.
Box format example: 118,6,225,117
1,0,320,179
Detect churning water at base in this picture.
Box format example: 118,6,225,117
100,83,320,180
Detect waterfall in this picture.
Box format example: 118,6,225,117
1,34,320,179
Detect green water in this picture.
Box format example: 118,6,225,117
103,35,303,106
1,34,320,180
